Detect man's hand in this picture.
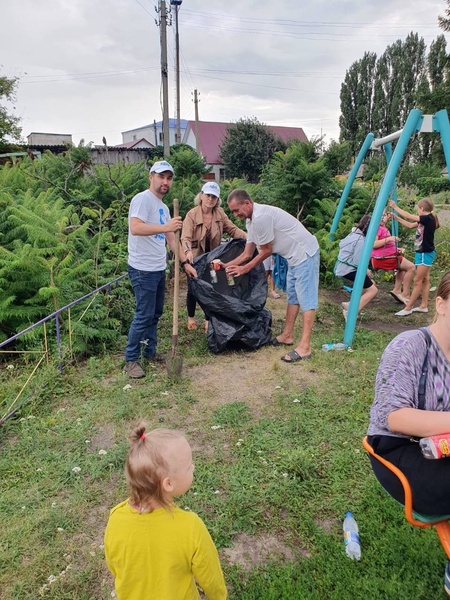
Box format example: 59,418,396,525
225,265,247,277
166,217,183,233
184,263,197,278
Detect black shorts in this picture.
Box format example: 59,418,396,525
343,270,373,289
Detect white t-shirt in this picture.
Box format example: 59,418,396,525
128,189,170,271
246,203,319,266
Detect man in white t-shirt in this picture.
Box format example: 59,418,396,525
125,161,196,378
225,189,320,363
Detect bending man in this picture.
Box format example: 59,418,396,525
225,189,319,363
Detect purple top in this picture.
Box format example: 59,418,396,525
368,328,450,438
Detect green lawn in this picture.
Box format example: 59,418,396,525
0,275,448,599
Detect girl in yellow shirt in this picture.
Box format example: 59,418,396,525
104,425,227,600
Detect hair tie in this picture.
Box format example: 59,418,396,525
140,432,146,440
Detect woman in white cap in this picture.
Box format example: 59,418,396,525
181,181,246,330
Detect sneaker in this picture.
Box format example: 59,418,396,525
444,561,450,595
341,301,349,310
412,307,429,313
395,308,413,316
124,361,145,378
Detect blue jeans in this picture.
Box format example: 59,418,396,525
125,266,166,362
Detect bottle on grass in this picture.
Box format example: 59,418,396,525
343,511,361,560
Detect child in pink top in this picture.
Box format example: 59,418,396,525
371,212,414,304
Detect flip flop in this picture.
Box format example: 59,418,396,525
269,338,293,347
281,349,312,363
390,291,406,304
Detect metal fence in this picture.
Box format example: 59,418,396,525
0,274,127,425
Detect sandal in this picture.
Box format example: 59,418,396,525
269,338,293,347
390,291,406,304
281,350,312,363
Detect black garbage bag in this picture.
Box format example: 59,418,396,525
188,239,272,353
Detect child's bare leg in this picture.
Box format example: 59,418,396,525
404,265,428,311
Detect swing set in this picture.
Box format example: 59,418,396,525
329,108,450,348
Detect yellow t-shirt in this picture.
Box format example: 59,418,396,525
104,500,227,600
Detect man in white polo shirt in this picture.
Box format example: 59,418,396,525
225,189,319,363
125,160,196,378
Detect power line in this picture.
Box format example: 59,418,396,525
181,9,439,31
185,72,339,96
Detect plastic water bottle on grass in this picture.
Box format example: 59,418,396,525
343,512,361,560
321,343,348,352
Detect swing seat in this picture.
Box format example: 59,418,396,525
370,255,400,272
362,436,450,558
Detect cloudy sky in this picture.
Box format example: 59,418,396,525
2,0,448,147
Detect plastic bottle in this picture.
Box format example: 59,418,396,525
420,434,450,459
321,343,335,352
334,343,347,351
321,343,348,352
209,264,218,284
343,512,361,560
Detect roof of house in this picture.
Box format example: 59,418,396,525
113,138,153,149
183,120,308,164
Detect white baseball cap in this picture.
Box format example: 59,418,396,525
150,160,174,174
201,181,220,197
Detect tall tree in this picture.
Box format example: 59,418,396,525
219,117,286,183
340,33,429,156
415,35,450,163
339,52,377,155
0,73,22,148
438,0,450,31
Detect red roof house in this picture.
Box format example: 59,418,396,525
182,120,308,179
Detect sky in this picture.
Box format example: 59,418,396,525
1,0,448,147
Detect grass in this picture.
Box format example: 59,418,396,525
1,270,449,599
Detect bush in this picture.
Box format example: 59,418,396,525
416,177,450,196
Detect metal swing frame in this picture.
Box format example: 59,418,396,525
329,109,450,348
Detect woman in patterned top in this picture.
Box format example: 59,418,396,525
367,270,450,515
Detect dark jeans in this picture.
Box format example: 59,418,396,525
125,266,165,362
368,435,450,515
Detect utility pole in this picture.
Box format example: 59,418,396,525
158,1,170,157
170,0,182,144
193,88,200,153
153,119,158,147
